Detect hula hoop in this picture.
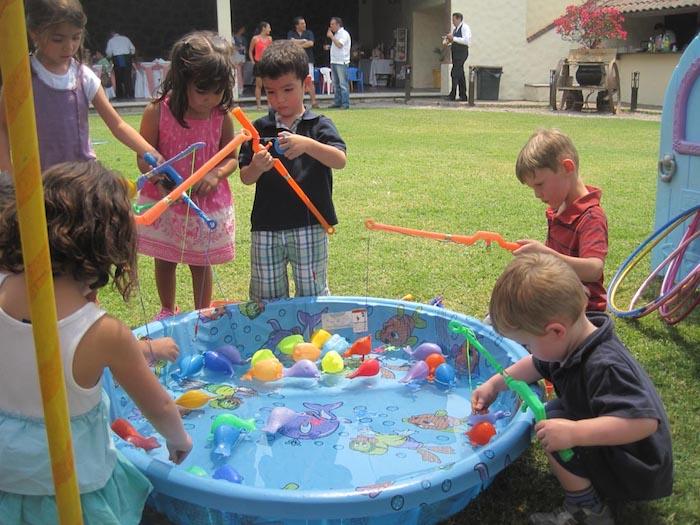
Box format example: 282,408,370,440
608,204,700,319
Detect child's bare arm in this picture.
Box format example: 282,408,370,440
277,132,346,169
136,102,160,173
240,148,275,185
139,337,179,362
192,112,238,195
535,416,658,454
472,355,542,412
514,240,603,282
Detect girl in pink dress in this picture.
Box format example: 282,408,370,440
136,31,238,319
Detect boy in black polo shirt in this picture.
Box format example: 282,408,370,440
238,40,346,301
473,253,673,525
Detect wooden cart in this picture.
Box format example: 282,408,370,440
553,48,621,114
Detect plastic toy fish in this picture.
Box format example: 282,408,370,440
322,333,350,356
174,389,215,409
434,363,456,386
203,350,234,375
277,334,305,355
242,357,284,382
284,359,320,378
321,350,344,373
212,464,244,484
292,342,321,362
213,424,241,458
251,348,276,366
399,360,429,383
424,353,446,380
262,406,299,434
171,353,204,380
467,410,509,426
465,421,496,446
215,344,245,365
404,342,443,361
111,418,160,450
186,465,208,477
343,335,372,361
211,413,257,433
346,358,380,379
310,328,332,349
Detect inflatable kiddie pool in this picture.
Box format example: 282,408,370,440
104,296,536,525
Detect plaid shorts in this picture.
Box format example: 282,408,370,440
250,225,330,300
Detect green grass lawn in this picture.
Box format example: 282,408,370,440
92,107,699,525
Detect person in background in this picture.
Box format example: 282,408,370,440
0,161,192,525
443,12,471,101
249,21,273,110
232,25,248,99
652,22,677,52
106,29,136,99
326,16,351,109
288,16,319,109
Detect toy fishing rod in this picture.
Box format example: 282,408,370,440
232,107,336,234
365,219,519,252
448,321,574,462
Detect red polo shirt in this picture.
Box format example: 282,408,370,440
546,186,608,311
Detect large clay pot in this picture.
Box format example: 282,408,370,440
575,64,603,86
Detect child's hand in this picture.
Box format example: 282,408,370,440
147,337,180,362
192,171,219,196
166,434,193,465
513,239,553,256
471,381,499,413
277,131,311,160
250,148,275,173
146,150,166,166
534,418,577,453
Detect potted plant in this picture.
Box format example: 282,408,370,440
554,0,627,85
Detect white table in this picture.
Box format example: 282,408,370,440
369,59,393,86
134,60,170,99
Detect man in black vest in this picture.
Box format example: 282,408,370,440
444,12,471,101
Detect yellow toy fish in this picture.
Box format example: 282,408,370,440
174,390,216,409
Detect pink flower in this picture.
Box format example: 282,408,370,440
554,1,627,49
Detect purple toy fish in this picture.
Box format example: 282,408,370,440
212,464,244,484
262,407,299,434
213,424,241,458
215,344,245,365
404,342,443,361
283,359,320,379
400,360,430,383
467,410,509,426
171,354,204,381
204,351,234,376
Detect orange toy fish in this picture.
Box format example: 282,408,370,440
424,352,446,381
343,335,372,361
292,342,321,362
111,418,161,450
242,358,284,382
465,421,496,446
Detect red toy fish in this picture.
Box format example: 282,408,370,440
346,358,380,379
343,335,372,361
465,421,496,446
111,418,161,451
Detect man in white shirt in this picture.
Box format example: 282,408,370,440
106,31,136,99
444,12,471,101
326,17,351,109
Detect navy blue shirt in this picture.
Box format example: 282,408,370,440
287,29,315,63
533,313,673,501
238,109,346,231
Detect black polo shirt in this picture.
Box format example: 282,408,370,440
238,109,346,231
533,313,673,501
287,29,315,63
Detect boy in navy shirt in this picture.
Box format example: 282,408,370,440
473,253,673,525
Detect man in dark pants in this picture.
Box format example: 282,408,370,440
105,30,136,99
288,16,319,108
444,12,471,101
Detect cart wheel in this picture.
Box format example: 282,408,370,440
605,62,621,114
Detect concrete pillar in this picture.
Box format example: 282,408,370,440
216,0,232,41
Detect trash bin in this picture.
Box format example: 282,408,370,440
475,66,503,101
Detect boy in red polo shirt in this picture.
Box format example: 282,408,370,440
512,128,608,311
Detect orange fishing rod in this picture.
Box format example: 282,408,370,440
232,107,335,234
365,219,520,252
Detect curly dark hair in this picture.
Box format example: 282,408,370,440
158,30,235,128
0,161,137,300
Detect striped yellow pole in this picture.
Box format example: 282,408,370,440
0,1,83,523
